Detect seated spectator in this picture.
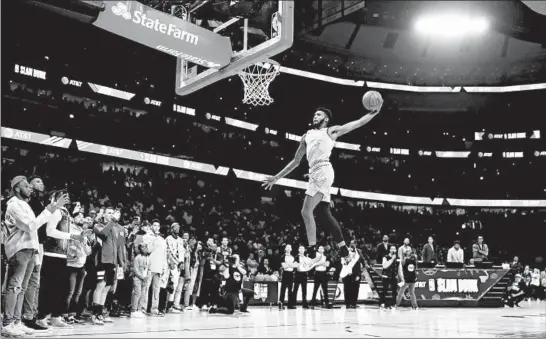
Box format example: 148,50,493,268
246,252,259,277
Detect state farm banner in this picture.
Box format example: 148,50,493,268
93,1,232,68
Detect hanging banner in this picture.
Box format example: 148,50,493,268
93,1,232,68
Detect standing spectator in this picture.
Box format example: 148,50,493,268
397,238,411,259
130,244,149,318
540,270,546,300
195,242,219,310
530,268,541,300
310,245,331,309
180,232,193,310
165,223,184,312
22,176,48,330
421,236,437,264
379,245,398,310
143,220,167,316
2,176,66,337
64,212,92,324
472,236,489,263
376,235,391,263
290,245,310,309
217,237,233,264
91,207,125,325
522,265,532,299
447,241,464,264
37,190,83,329
279,244,295,309
184,240,203,310
395,249,418,310
342,246,361,309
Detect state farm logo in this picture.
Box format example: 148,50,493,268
111,2,198,45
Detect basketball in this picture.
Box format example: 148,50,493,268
362,91,383,111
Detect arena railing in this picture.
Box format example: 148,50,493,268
3,126,545,208
10,64,546,158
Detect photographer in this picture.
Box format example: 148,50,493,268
209,255,253,314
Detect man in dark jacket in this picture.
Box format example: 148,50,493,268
421,236,437,264
376,235,391,263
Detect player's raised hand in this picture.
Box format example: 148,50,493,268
262,176,279,190
372,96,384,114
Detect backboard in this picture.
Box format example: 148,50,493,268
174,0,294,97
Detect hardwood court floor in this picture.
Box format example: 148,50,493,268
32,301,545,338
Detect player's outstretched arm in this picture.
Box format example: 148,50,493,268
329,100,383,139
262,137,307,190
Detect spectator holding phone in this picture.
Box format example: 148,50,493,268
2,176,68,337
37,190,84,329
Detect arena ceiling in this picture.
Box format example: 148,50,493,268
294,0,546,85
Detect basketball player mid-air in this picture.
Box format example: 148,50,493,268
262,99,383,260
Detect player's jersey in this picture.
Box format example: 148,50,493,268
304,127,335,169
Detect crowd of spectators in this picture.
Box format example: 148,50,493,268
1,139,545,336
4,81,544,200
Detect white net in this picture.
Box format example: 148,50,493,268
238,62,281,106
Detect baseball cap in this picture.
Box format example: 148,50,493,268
11,175,27,190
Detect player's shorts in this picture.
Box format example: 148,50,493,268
96,263,117,286
305,161,334,203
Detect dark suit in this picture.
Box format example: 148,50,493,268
421,243,437,263
376,242,390,262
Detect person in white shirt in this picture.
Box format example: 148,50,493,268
165,223,185,311
2,176,68,337
398,238,412,259
447,241,464,264
143,219,167,316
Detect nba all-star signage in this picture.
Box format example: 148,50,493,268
373,267,508,306
14,64,46,80
93,1,232,68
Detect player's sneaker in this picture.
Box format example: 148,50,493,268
2,322,25,337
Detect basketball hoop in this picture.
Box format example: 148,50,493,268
238,60,280,106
